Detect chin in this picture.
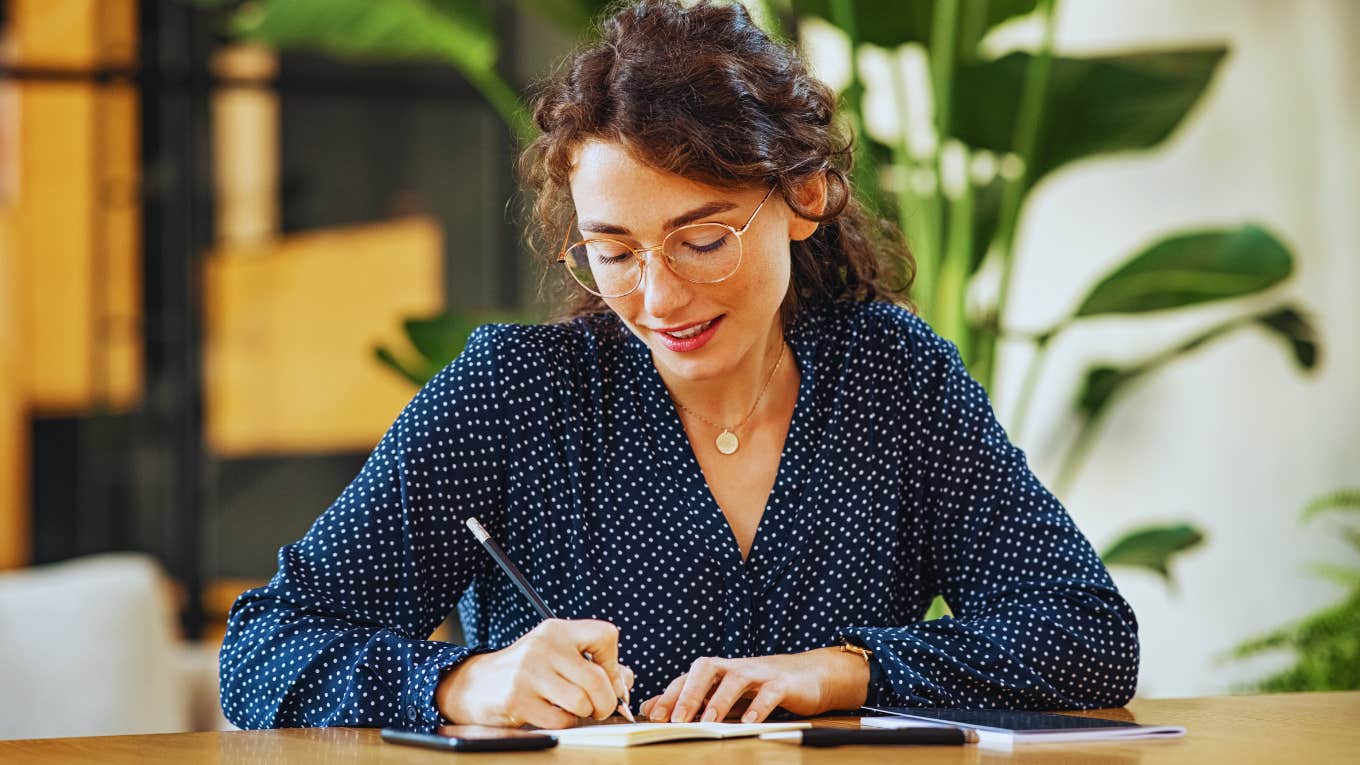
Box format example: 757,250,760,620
649,342,731,381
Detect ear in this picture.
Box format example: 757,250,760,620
787,174,828,242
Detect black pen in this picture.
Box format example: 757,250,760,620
464,517,635,722
759,728,978,747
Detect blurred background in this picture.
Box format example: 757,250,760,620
0,0,1355,740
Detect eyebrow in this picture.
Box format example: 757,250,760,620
578,200,739,237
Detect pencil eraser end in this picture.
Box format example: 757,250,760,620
465,517,490,541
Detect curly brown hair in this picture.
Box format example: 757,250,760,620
518,0,914,328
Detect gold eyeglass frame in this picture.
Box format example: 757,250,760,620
556,186,776,298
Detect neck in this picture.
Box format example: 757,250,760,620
655,318,790,427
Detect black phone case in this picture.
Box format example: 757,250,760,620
381,727,558,752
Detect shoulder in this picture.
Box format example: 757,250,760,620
415,313,630,418
433,313,627,379
392,315,628,449
803,299,959,378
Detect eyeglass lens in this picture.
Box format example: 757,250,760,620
563,223,741,297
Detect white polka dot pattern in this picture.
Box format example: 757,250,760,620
218,300,1140,729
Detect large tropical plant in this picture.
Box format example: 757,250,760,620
205,0,1323,586
1228,490,1360,692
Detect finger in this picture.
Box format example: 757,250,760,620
671,658,723,723
700,670,754,722
640,696,657,718
741,682,786,724
551,652,618,720
516,694,580,730
536,670,596,719
649,674,687,721
618,664,637,718
557,619,628,697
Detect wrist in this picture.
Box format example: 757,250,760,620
815,645,871,712
436,651,493,723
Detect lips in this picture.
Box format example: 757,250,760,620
665,318,716,339
654,315,724,353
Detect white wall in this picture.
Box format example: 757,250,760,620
996,0,1360,697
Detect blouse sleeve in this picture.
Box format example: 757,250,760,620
218,325,510,729
839,335,1140,710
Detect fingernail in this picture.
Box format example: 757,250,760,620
651,707,668,722
742,710,757,723
701,708,717,722
671,706,688,723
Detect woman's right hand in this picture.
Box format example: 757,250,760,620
435,618,634,729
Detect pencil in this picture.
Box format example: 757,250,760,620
465,517,635,722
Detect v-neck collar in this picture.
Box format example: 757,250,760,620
627,306,830,595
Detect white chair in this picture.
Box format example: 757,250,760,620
0,553,228,740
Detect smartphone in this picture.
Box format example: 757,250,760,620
381,724,558,752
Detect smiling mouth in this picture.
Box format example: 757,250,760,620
663,318,717,340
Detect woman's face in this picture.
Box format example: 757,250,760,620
567,140,815,382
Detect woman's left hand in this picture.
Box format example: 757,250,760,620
638,647,870,723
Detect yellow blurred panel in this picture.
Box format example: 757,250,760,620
1,202,28,568
16,83,95,412
204,218,444,457
12,0,95,67
96,0,139,66
11,0,136,68
98,85,143,410
15,82,141,414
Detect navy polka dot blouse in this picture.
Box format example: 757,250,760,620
219,299,1139,730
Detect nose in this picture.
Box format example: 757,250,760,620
638,250,693,321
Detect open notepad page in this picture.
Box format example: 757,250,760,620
862,707,1186,749
547,721,811,748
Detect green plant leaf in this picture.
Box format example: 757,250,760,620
375,311,532,388
791,0,1036,50
374,346,436,388
1074,366,1143,420
1073,303,1318,424
1231,589,1360,692
1302,489,1360,522
1304,563,1360,589
223,0,535,142
1256,306,1320,370
1101,523,1205,581
953,48,1227,185
1073,225,1293,317
230,0,496,71
512,0,614,36
923,595,953,621
404,313,485,369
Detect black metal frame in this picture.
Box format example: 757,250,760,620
138,0,213,638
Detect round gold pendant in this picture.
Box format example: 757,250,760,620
715,430,739,455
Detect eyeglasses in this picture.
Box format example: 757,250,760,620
556,186,775,298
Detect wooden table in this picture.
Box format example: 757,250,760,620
3,692,1357,764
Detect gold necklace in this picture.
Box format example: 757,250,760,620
670,343,786,455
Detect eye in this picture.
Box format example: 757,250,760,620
679,230,730,254
584,240,634,264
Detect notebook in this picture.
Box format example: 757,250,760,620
546,721,811,747
862,706,1186,749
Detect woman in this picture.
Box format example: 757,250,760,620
220,0,1139,731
